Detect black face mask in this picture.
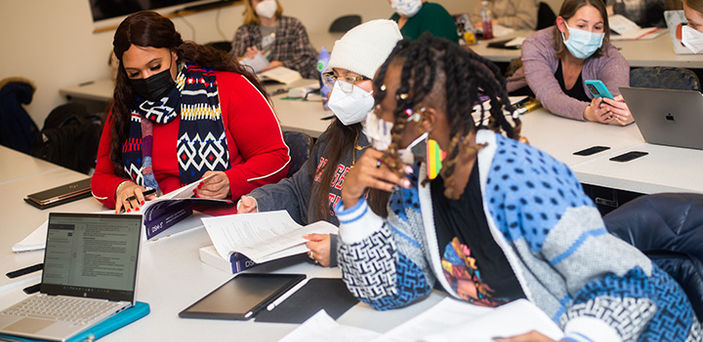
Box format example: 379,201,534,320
129,65,175,102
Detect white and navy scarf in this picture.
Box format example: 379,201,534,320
122,63,230,191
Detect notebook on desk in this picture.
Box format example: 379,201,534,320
24,178,92,210
0,213,142,342
620,87,703,150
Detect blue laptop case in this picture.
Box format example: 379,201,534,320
0,302,150,342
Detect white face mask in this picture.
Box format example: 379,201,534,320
682,25,703,54
255,0,277,19
327,81,375,126
391,0,423,18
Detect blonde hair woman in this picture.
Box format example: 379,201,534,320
230,0,318,78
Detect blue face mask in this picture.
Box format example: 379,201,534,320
561,22,604,59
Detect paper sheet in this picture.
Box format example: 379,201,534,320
239,52,270,73
278,310,380,342
609,14,662,40
375,297,493,342
12,220,48,252
202,210,338,263
422,299,563,342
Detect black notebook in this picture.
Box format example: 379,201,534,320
24,178,92,209
254,278,359,323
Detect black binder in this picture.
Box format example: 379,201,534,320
254,278,359,323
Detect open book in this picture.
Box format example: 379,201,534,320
609,14,664,41
199,210,338,273
259,66,303,85
12,177,233,252
139,174,233,240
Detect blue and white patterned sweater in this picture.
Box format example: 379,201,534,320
335,130,701,342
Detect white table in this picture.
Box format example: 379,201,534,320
0,150,448,341
56,78,703,195
470,29,703,68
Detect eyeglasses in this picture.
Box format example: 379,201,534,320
322,72,369,93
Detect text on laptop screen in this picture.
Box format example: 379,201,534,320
43,214,140,297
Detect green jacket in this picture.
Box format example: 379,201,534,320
390,2,459,43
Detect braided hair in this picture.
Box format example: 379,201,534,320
373,34,523,200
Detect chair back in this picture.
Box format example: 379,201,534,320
603,193,703,322
329,15,362,33
630,67,701,91
537,2,556,30
283,131,313,177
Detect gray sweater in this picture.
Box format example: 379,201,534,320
247,127,369,266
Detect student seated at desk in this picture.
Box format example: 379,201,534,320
682,0,703,53
230,0,318,79
520,0,634,125
388,0,459,43
91,11,290,213
237,20,403,267
470,0,539,31
334,35,700,342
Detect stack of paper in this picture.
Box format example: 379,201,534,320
609,14,663,41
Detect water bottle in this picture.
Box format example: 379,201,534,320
481,1,493,40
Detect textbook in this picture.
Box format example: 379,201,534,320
199,210,338,273
259,66,303,85
12,177,233,252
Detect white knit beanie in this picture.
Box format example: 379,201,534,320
326,19,403,80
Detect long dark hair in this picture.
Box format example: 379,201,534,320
371,35,522,204
109,10,266,176
553,0,611,59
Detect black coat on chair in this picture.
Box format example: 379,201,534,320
603,193,703,322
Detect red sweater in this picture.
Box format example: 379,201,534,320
91,71,290,209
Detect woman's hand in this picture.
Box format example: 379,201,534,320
583,97,614,124
263,61,284,71
340,149,411,209
196,171,230,199
237,195,258,213
243,46,259,59
602,95,635,126
304,233,331,267
115,181,156,214
493,330,556,342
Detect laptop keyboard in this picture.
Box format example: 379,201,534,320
1,295,124,325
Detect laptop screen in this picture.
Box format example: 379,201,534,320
40,213,142,302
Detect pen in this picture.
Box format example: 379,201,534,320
6,263,43,279
124,188,157,202
320,115,334,120
79,80,95,87
266,278,309,311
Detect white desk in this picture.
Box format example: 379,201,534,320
55,76,703,196
0,152,446,341
470,29,703,68
0,146,62,185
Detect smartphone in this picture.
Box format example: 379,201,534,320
573,145,610,156
585,80,614,100
609,151,648,162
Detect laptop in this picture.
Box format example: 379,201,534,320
0,213,142,341
620,87,703,150
664,10,694,55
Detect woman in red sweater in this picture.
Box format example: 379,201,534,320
92,11,289,213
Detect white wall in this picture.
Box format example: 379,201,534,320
0,0,563,125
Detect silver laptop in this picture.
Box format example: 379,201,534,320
620,87,703,150
0,213,142,341
664,10,694,55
